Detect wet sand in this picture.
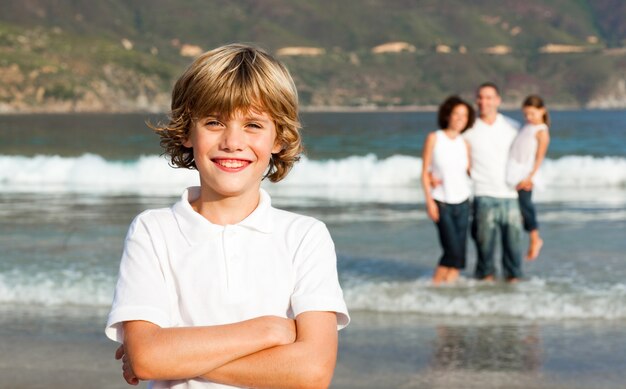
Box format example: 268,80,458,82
2,308,625,389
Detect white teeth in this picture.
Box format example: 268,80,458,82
217,160,246,168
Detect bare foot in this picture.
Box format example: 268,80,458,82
479,274,495,282
432,266,448,284
527,238,543,261
445,268,460,283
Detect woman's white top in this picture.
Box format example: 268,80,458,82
430,130,471,204
506,123,548,187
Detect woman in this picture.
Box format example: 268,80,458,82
421,96,475,283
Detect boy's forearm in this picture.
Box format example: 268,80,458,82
123,316,294,381
203,338,336,389
201,312,339,389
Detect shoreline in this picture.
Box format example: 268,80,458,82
1,104,626,116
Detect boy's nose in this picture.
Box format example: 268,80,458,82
220,127,245,151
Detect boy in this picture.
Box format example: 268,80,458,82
105,44,350,389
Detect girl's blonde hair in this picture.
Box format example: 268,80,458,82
153,43,302,182
522,95,550,127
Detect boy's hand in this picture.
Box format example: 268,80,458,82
115,344,139,386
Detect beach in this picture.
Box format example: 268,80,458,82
0,305,123,389
3,308,626,389
1,110,626,388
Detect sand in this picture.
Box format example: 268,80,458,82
1,309,624,389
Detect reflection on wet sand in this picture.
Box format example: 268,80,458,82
430,324,542,372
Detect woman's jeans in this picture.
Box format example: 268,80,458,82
435,199,470,269
471,196,523,279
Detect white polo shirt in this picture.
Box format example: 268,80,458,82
463,114,520,199
105,187,350,389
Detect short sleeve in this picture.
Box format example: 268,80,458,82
105,213,171,342
290,221,350,330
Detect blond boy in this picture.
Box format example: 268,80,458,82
106,44,349,389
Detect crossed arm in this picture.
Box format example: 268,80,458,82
118,311,338,389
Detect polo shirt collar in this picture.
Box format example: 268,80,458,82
238,189,273,234
172,187,274,246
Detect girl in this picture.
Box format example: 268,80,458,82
507,95,551,260
422,96,475,284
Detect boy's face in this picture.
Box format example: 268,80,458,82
183,109,282,201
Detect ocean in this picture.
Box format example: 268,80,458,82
1,110,626,388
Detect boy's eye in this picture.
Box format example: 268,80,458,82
247,122,262,129
205,120,221,127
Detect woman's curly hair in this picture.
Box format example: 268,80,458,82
151,43,303,182
437,95,475,132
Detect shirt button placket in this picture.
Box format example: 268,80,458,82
223,225,241,299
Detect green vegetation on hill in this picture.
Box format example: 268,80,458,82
0,0,625,112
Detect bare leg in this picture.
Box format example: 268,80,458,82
527,229,544,261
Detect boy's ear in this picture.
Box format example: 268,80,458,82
272,140,283,154
182,125,194,148
183,134,193,148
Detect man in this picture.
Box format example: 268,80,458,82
463,82,523,281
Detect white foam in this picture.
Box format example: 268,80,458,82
0,154,198,195
343,277,626,320
540,209,626,223
4,266,625,321
0,268,115,307
542,156,626,188
1,154,625,203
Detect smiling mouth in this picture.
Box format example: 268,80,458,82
212,159,251,170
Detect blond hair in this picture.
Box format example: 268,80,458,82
153,43,302,182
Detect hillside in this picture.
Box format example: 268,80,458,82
1,0,625,112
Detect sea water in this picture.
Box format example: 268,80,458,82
1,110,626,387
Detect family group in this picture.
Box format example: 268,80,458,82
422,84,550,284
